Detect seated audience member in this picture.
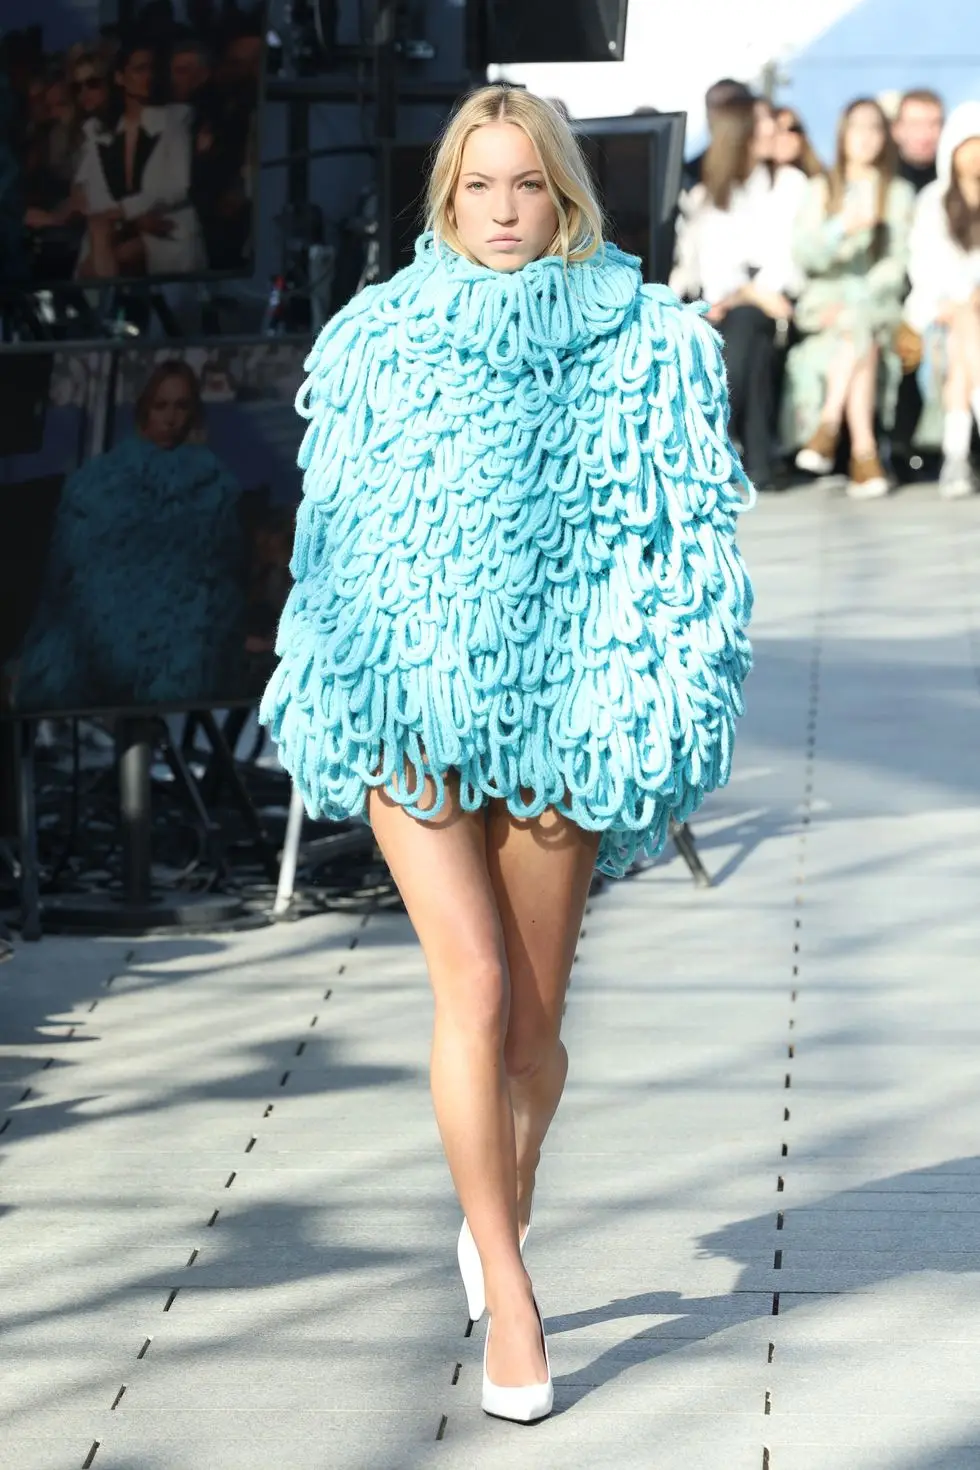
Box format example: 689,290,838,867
789,98,915,499
904,102,980,498
671,95,808,490
891,89,946,472
893,88,944,193
73,41,206,279
774,107,824,179
683,77,755,190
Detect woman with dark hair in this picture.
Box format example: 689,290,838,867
671,94,808,489
788,98,915,498
12,360,245,713
904,102,980,498
774,107,824,180
73,40,205,278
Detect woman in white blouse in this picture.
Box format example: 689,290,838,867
671,95,809,490
904,102,980,498
73,42,206,279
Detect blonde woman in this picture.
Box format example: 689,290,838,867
261,87,754,1423
789,98,915,498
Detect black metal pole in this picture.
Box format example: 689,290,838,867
117,718,153,907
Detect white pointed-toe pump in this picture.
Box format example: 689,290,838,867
457,1204,533,1324
481,1296,553,1424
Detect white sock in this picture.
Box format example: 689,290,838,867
971,389,980,435
943,409,972,462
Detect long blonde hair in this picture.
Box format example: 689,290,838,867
425,85,604,264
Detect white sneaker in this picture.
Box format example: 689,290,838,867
938,457,978,500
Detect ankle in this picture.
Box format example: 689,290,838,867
485,1268,534,1319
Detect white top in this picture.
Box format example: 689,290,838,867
73,105,206,275
904,180,980,333
670,163,810,306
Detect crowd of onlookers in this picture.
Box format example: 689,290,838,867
669,80,980,501
1,4,263,285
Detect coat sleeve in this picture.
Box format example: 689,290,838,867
792,176,851,275
863,179,915,308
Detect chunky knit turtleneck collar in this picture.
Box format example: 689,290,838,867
380,231,645,368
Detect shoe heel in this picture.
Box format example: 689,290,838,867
458,1206,532,1324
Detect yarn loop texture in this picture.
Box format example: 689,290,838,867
260,233,754,876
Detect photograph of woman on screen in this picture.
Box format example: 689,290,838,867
12,358,247,715
73,42,206,279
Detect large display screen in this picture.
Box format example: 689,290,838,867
0,0,265,286
0,338,306,716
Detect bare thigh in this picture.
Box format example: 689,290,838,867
485,794,601,1074
367,770,507,1030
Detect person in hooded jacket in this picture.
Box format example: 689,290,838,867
904,101,980,498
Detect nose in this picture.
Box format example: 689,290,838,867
491,190,519,225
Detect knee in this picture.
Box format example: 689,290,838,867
504,1029,565,1084
434,952,510,1044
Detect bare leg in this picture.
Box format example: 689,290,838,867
367,774,545,1388
816,337,859,430
486,796,600,1231
843,343,880,459
950,303,980,396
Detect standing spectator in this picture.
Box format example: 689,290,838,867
904,102,980,498
774,107,824,178
683,77,755,190
73,41,206,278
893,88,944,193
671,95,808,489
789,98,915,499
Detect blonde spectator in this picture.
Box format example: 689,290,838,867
789,98,915,499
904,102,980,498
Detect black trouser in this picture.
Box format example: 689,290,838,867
718,305,777,484
891,369,923,456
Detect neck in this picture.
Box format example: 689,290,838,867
845,163,877,183
123,97,142,122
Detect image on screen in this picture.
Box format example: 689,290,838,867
0,338,307,717
0,0,265,287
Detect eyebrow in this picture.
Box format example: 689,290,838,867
461,169,544,180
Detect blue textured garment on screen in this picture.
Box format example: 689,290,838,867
260,233,755,877
15,436,246,711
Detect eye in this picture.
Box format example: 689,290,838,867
464,181,487,192
521,179,544,192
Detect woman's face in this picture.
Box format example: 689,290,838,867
844,104,886,168
452,122,559,272
753,101,777,162
46,80,73,124
953,136,980,185
72,64,110,118
142,374,195,449
774,111,803,168
118,50,154,104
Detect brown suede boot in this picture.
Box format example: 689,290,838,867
846,451,890,500
795,423,840,476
